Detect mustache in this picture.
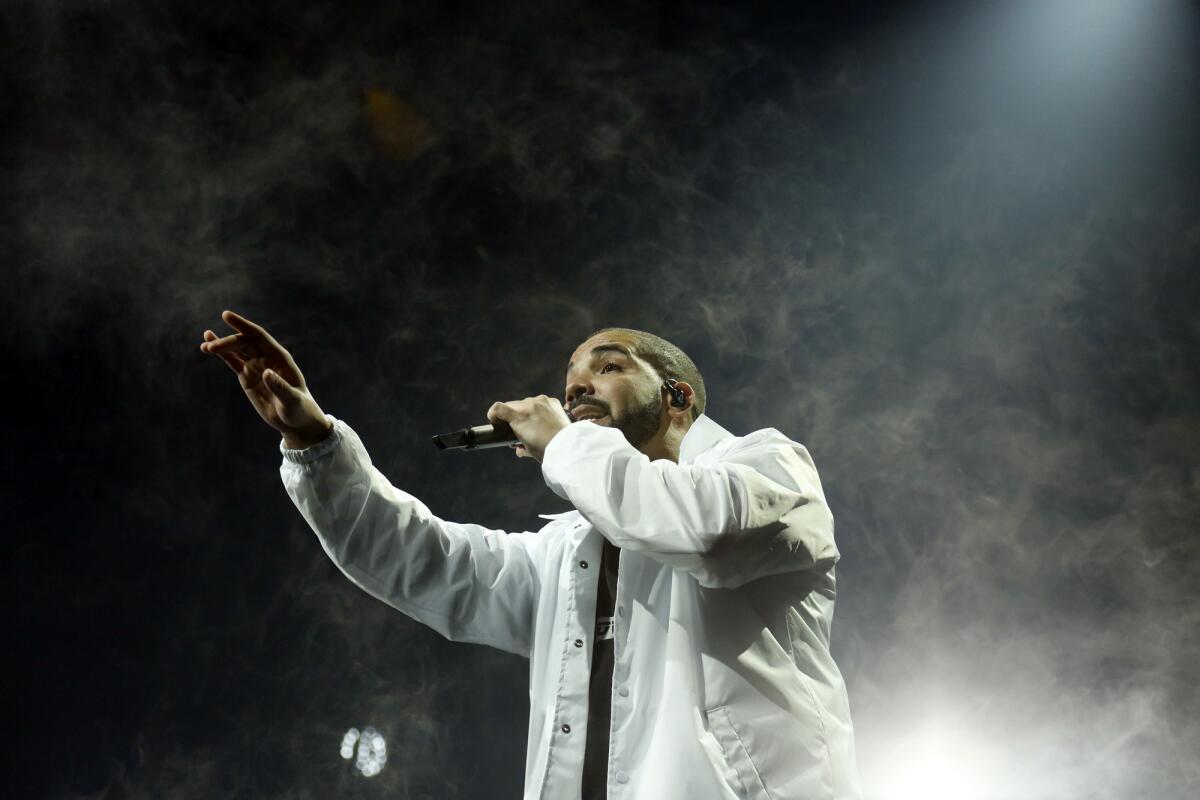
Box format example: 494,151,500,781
568,398,609,416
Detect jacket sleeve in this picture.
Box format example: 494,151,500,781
540,421,838,589
279,414,547,657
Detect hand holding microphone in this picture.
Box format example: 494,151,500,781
432,395,575,462
488,396,575,463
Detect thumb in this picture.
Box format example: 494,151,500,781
263,369,299,403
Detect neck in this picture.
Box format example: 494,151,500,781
638,417,690,463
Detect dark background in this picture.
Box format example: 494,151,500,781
5,0,1199,797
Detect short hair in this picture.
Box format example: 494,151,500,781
587,327,707,421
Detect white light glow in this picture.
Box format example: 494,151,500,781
866,720,1001,800
340,725,388,777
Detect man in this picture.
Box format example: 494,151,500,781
201,309,861,799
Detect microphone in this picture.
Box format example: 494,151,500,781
432,410,578,451
431,420,518,451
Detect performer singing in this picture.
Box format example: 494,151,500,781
201,309,861,799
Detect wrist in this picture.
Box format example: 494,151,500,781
282,416,333,450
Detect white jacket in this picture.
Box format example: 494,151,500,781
280,412,861,799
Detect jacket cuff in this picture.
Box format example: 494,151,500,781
279,414,342,463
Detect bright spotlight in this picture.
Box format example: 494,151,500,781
867,720,1000,800
340,725,388,778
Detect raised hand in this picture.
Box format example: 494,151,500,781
200,310,333,449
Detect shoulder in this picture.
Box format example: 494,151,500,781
709,427,824,494
714,426,807,459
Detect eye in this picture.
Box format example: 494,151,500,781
600,363,620,373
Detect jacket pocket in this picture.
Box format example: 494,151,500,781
706,705,772,800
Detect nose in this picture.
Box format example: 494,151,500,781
564,379,593,410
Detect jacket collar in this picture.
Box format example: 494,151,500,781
678,412,735,465
537,413,735,520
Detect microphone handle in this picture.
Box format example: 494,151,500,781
431,420,518,450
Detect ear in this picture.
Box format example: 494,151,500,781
667,380,696,418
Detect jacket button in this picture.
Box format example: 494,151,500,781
616,771,629,784
579,560,588,569
561,724,571,734
574,638,584,648
618,686,629,697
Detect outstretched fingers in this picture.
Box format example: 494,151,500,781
202,330,243,349
202,330,246,373
216,310,293,363
220,309,262,336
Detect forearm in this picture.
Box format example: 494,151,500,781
540,423,752,553
541,421,838,588
279,416,539,655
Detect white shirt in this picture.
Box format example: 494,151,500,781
280,412,861,799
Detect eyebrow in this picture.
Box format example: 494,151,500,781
568,343,633,372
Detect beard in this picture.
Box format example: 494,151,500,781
608,391,665,450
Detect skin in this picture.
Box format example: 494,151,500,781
488,330,696,463
199,310,334,449
201,313,695,460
